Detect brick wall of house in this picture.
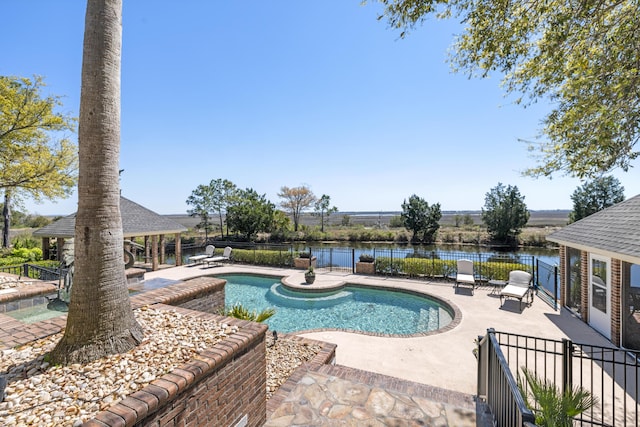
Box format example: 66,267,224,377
611,258,621,346
580,250,589,322
88,306,268,427
559,245,566,307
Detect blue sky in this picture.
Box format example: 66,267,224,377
3,1,639,215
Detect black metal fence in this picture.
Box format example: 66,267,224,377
477,329,536,426
0,263,67,281
480,330,640,426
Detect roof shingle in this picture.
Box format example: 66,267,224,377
33,197,187,238
547,193,640,264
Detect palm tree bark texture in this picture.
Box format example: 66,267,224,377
51,0,143,364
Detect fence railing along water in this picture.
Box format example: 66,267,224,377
479,330,640,426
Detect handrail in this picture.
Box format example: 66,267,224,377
478,328,536,426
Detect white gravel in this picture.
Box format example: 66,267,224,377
0,307,319,426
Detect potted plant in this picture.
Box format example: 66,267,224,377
294,251,317,269
356,253,375,275
304,266,316,284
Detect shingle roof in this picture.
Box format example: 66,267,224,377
33,196,187,238
547,193,640,264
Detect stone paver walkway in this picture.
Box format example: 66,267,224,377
265,364,493,426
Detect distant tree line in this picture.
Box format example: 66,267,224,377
185,177,626,246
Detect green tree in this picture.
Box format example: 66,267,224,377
312,194,338,232
51,0,143,365
226,188,275,241
400,194,442,243
211,179,237,239
186,184,215,241
481,183,530,246
372,0,640,178
186,179,238,241
0,75,77,247
569,176,625,223
278,185,316,231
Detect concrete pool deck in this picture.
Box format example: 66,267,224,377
145,263,613,396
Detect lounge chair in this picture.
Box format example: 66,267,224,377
204,246,232,267
188,245,215,265
455,259,476,294
500,270,533,310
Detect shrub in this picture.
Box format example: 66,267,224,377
9,247,42,262
230,248,294,267
373,256,528,280
222,303,276,322
359,254,374,263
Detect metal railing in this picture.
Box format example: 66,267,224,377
478,328,536,426
482,330,640,426
0,263,66,281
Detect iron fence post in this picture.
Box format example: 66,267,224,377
23,263,29,278
554,264,559,310
352,249,355,274
562,338,574,394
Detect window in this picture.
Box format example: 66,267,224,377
565,247,582,316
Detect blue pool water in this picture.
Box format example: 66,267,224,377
219,274,454,335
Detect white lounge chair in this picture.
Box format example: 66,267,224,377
455,259,476,294
500,270,533,310
204,246,232,267
188,245,215,265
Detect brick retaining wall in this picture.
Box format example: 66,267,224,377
86,305,268,427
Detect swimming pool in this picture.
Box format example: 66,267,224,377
218,274,455,336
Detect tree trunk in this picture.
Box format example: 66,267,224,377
51,0,143,365
2,191,10,248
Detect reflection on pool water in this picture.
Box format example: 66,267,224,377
6,304,66,324
6,278,184,324
219,274,454,335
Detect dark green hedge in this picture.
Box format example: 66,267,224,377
230,249,294,267
374,257,529,280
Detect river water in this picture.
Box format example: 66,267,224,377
168,242,559,267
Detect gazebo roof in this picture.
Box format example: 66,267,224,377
547,193,640,265
33,196,187,239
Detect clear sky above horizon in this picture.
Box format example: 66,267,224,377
3,1,639,216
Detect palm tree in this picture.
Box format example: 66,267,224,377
51,0,143,364
518,367,598,427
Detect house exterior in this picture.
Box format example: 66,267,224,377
33,197,188,271
547,194,640,350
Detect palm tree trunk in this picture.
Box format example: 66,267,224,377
51,0,143,365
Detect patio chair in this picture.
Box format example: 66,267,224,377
188,245,215,265
455,259,476,294
500,270,533,310
204,246,233,267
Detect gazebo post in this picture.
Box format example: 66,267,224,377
174,233,182,266
144,236,150,265
151,235,159,271
159,234,166,265
56,238,65,262
42,238,51,260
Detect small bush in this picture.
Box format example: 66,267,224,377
359,253,374,263
230,249,294,267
